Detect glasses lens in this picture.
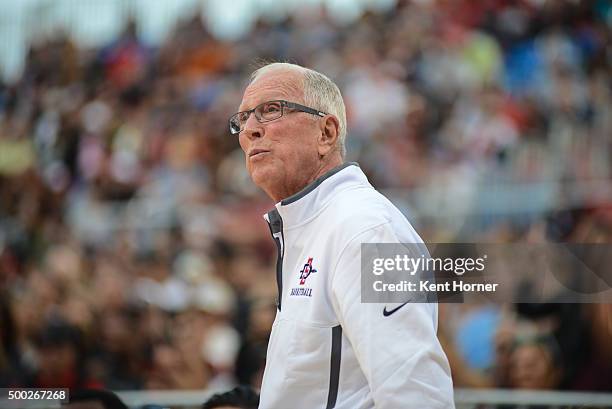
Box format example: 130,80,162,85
256,101,283,121
229,114,241,134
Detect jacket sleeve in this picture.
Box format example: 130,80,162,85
330,222,455,409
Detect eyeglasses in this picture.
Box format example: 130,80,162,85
229,100,327,135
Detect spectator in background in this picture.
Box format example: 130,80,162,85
25,319,101,389
0,293,25,386
509,334,563,390
234,297,276,387
202,386,259,409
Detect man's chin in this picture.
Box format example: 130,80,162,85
249,164,276,190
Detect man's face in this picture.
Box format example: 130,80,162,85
238,69,322,200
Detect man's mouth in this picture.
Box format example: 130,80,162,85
249,149,270,158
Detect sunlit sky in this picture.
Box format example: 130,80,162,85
0,0,397,82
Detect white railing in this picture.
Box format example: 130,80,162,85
2,388,611,409
454,388,612,408
113,388,612,409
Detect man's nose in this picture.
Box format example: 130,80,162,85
243,112,262,139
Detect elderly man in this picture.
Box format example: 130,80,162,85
229,62,454,409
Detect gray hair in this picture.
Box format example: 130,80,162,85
249,62,347,158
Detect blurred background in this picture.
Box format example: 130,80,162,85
0,0,611,405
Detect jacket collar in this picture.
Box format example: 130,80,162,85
265,162,371,228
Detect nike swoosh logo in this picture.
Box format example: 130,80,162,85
383,302,409,317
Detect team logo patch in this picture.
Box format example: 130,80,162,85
290,257,317,298
299,257,317,285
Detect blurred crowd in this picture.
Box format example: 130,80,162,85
1,0,611,394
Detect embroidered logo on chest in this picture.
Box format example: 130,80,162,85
290,257,317,298
299,257,317,285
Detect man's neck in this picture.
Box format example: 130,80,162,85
268,158,344,203
309,159,344,186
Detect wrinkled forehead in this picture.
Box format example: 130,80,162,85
239,69,304,111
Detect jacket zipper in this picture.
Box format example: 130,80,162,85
266,209,284,311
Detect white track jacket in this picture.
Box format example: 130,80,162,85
259,163,455,409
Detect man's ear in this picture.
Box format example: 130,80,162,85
317,115,340,156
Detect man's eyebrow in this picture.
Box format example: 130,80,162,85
238,96,264,112
238,98,272,112
237,101,253,112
